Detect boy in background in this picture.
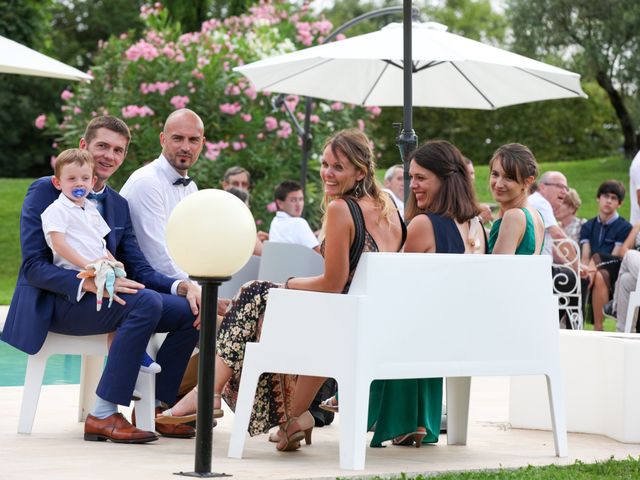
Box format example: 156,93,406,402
268,180,319,252
580,180,632,330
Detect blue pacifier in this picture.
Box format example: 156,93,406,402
72,187,87,198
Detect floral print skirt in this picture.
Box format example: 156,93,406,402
216,280,296,436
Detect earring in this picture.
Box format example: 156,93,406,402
354,181,362,198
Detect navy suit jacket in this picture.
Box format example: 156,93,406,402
2,177,175,354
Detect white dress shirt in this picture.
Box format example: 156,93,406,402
120,154,197,281
269,211,319,249
528,191,557,257
382,188,404,218
41,193,111,271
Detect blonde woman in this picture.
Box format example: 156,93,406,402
158,129,406,452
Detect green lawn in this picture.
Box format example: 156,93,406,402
0,178,32,304
0,155,631,303
473,154,630,221
355,457,640,479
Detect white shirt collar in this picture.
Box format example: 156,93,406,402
158,153,189,184
275,211,292,219
58,192,85,209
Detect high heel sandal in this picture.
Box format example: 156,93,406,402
319,396,339,413
392,427,427,448
155,389,224,425
275,411,314,451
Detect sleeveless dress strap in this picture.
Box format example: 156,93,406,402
345,198,366,273
397,209,407,250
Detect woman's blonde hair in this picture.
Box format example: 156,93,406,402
320,129,395,231
563,188,581,212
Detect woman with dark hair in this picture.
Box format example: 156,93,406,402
157,129,406,452
487,143,545,254
364,140,486,449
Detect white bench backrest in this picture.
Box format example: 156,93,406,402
349,253,557,373
220,255,260,298
258,241,323,283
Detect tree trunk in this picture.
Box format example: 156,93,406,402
595,70,638,159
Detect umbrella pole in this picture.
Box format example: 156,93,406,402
398,0,418,208
295,6,414,193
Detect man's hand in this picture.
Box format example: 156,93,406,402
257,231,269,242
192,298,231,330
82,276,144,306
218,298,231,315
177,280,201,316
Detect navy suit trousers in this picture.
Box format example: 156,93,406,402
50,289,198,406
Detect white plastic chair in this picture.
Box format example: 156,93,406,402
228,254,567,469
624,274,640,333
257,241,323,283
219,255,260,299
552,238,583,329
18,332,156,433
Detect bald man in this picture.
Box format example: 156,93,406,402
121,109,205,279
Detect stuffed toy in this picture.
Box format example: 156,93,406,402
77,260,127,311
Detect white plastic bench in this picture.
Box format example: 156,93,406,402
227,253,567,470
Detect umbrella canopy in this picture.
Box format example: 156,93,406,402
235,21,586,110
0,35,92,82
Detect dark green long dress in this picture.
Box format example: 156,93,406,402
366,212,465,447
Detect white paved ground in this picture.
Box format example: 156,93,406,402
2,376,640,480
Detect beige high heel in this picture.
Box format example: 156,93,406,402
275,411,314,451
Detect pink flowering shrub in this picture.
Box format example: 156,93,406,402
44,1,373,227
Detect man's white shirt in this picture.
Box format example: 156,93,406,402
120,154,197,281
382,188,404,218
528,191,556,256
269,211,319,249
630,151,640,224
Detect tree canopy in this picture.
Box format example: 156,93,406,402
507,0,640,158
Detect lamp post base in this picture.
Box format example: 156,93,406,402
177,276,231,478
174,471,231,478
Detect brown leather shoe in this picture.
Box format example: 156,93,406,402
132,407,196,439
84,413,158,443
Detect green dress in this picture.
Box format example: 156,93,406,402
366,213,467,447
487,207,540,254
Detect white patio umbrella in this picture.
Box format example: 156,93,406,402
235,21,586,110
0,35,92,81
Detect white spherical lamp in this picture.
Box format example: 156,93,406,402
165,188,256,476
166,189,256,278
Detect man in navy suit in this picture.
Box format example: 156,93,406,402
2,116,214,443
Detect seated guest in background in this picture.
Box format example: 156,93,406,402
580,180,632,331
365,140,486,449
487,143,545,254
382,164,405,217
528,170,572,259
227,187,264,256
221,165,269,245
463,156,493,224
157,129,406,453
613,249,640,332
555,188,585,244
611,220,640,331
221,165,251,192
269,180,319,252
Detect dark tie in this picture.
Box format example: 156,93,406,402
87,191,106,216
173,178,193,186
